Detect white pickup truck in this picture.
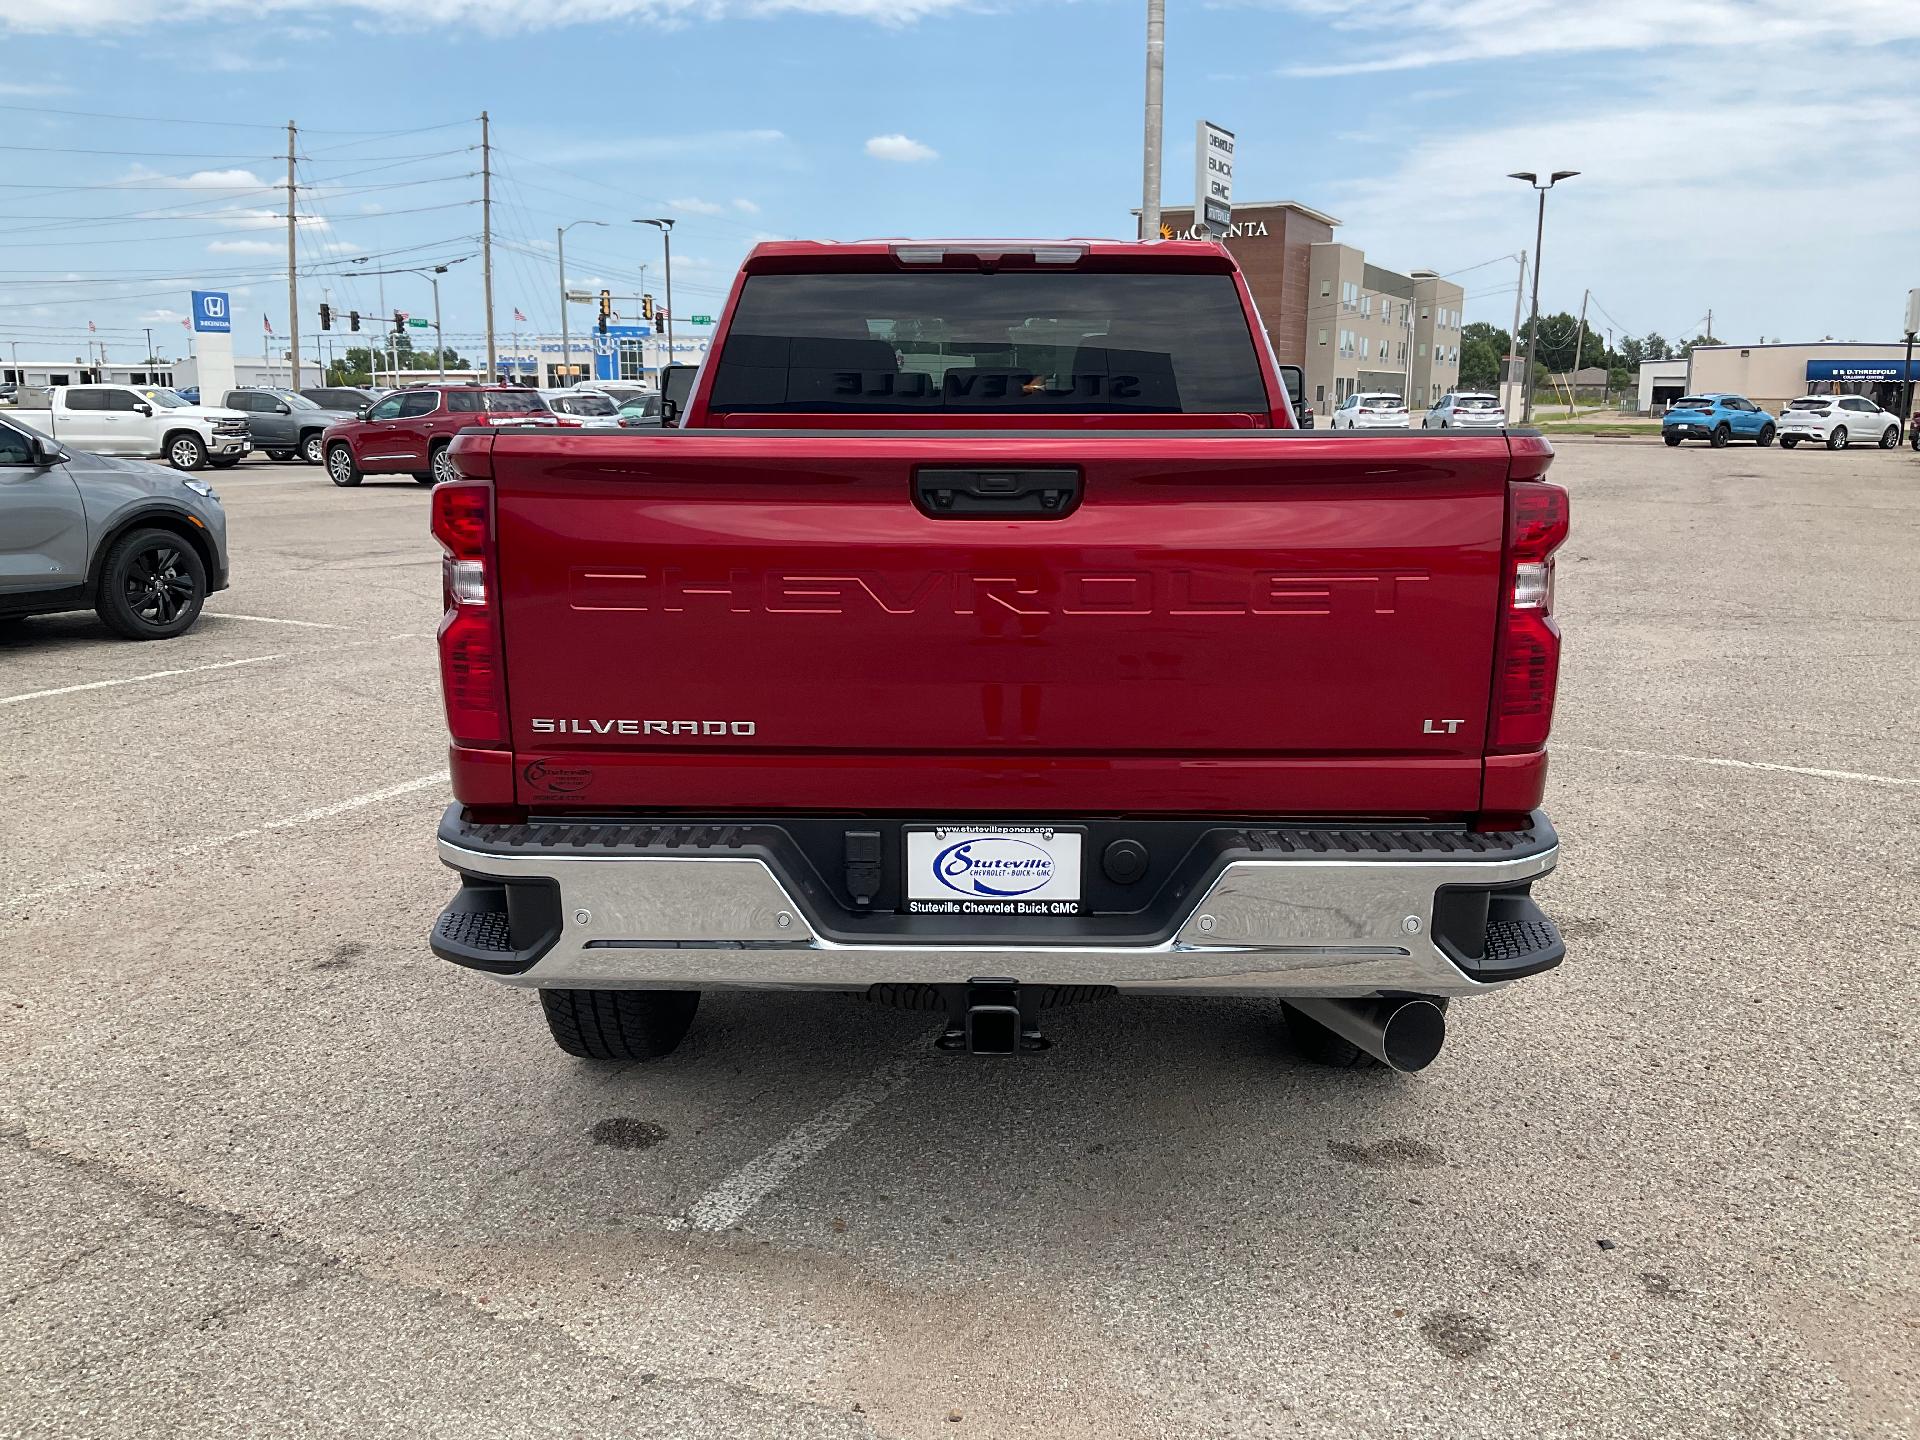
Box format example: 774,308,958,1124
7,384,251,471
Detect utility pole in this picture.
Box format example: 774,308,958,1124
143,327,153,369
1140,0,1165,240
481,111,495,381
1567,288,1588,416
287,120,301,388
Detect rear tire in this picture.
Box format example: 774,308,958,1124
1880,425,1899,449
540,989,700,1061
1710,424,1731,448
1827,426,1848,450
1663,433,1682,447
1757,423,1775,447
1781,435,1800,449
266,449,293,462
301,432,326,465
326,442,363,487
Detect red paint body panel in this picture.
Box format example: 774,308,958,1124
482,429,1515,814
443,241,1562,821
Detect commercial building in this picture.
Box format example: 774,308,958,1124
1140,201,1463,412
1685,342,1919,414
2,358,179,388
1636,358,1690,411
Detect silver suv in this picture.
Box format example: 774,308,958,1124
0,414,230,639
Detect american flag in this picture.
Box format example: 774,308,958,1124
180,318,191,330
514,307,527,322
87,320,96,333
263,315,274,335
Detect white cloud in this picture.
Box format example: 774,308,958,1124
2,0,973,35
0,81,71,95
1319,46,1920,342
139,308,186,324
120,164,273,191
667,197,728,216
207,238,280,255
1276,0,1920,75
732,198,760,214
865,133,937,163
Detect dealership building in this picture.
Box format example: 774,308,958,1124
1142,201,1464,412
1684,342,1919,415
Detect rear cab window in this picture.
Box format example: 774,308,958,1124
1455,396,1499,410
1673,396,1715,410
705,270,1271,417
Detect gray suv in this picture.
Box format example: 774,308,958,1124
0,414,230,640
222,387,359,466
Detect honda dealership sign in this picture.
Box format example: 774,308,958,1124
190,291,231,334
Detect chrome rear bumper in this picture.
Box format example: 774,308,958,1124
432,808,1562,999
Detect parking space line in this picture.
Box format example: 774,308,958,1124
0,654,285,707
670,1045,930,1233
205,612,352,630
2,770,449,912
1560,743,1918,789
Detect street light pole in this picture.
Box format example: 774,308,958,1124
1508,170,1578,425
557,220,607,388
635,218,676,378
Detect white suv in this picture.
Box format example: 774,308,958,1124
1330,392,1409,429
1777,395,1903,450
1423,393,1507,429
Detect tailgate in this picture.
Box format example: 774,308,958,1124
487,430,1514,815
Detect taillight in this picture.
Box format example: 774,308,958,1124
1491,480,1568,753
431,480,508,748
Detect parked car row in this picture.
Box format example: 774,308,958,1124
1324,391,1510,430
1661,392,1907,449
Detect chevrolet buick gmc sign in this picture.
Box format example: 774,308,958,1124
191,291,231,334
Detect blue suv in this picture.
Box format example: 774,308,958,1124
1662,393,1776,448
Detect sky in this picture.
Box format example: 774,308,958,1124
2,0,1917,366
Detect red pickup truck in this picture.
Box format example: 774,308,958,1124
428,239,1568,1074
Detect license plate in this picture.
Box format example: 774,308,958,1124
905,826,1083,916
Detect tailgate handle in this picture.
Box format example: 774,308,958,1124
913,466,1081,519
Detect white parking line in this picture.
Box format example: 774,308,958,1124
671,1046,929,1233
0,654,285,707
204,612,351,630
1560,744,1918,789
2,770,450,913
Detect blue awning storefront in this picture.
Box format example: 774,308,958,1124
1805,359,1920,382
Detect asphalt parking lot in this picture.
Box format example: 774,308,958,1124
3,440,1916,1440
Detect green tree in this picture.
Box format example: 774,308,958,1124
1678,333,1721,358
1642,332,1671,360
1618,335,1646,368
1458,321,1511,391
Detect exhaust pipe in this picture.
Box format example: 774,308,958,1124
1290,997,1447,1073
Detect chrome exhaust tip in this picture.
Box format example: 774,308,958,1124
1289,996,1447,1073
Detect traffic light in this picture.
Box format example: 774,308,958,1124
598,289,612,335
319,302,332,331
641,294,654,322
349,310,360,332
393,310,405,336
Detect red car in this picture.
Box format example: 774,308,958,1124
321,385,554,488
